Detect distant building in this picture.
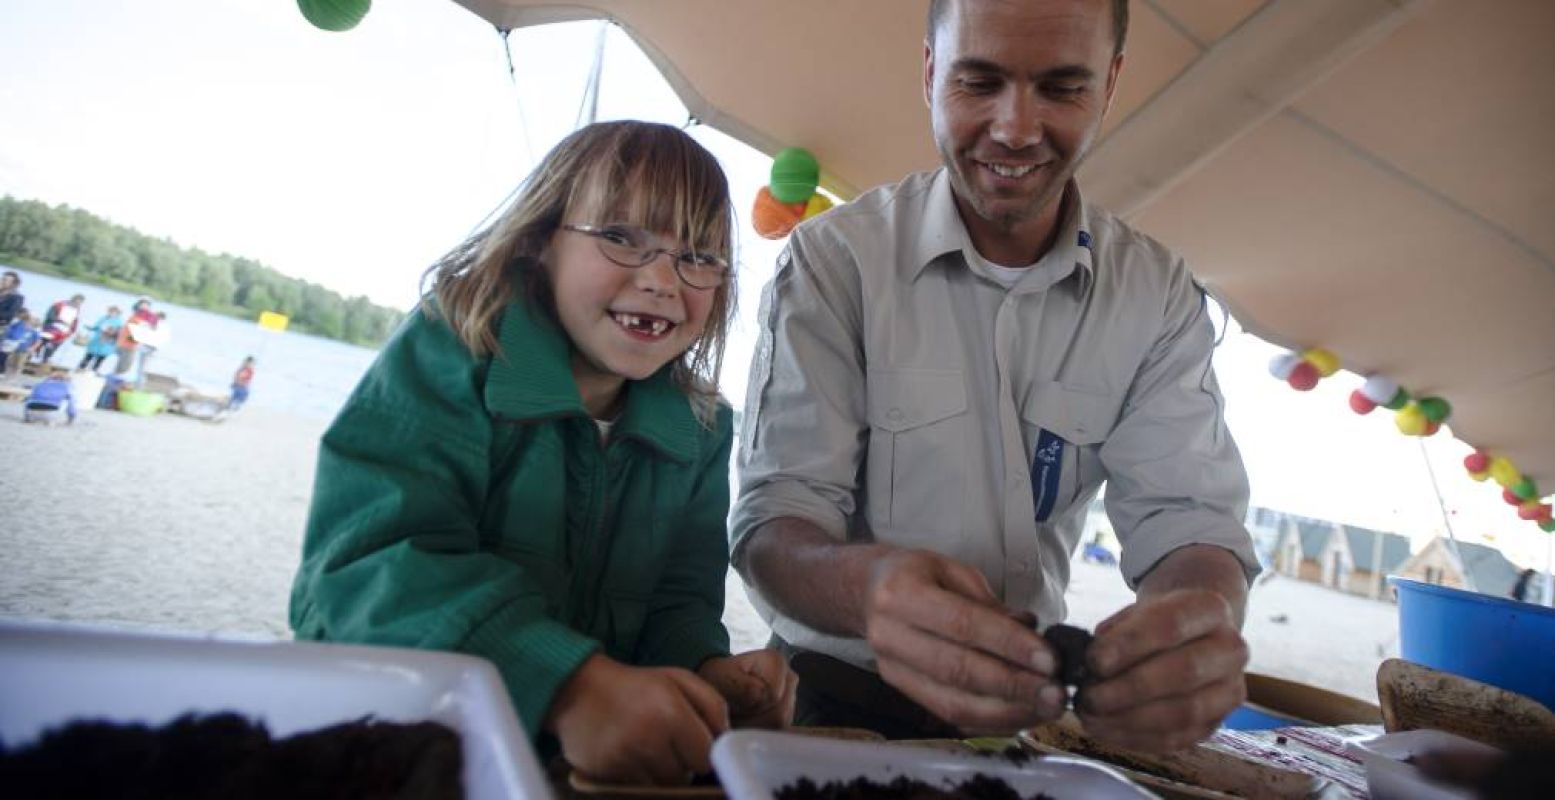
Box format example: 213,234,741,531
1257,508,1412,600
1394,537,1547,603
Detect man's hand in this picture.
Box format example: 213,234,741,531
1077,588,1248,753
864,548,1065,733
546,654,729,785
697,649,798,729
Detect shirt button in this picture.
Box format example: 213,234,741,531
887,408,903,422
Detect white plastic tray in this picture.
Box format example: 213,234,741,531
0,621,553,800
1344,729,1501,800
712,730,1154,800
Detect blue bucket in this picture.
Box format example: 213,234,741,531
1390,576,1555,711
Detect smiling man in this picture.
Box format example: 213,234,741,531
731,0,1261,751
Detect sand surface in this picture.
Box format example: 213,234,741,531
1,398,1396,705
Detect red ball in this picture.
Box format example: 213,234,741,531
1349,390,1377,415
1464,452,1490,473
1288,361,1320,391
1504,488,1523,505
1520,503,1544,521
1539,505,1554,523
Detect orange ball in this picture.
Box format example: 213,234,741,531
752,186,806,239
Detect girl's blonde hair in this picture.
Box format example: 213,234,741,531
424,121,737,423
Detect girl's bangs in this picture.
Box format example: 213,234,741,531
565,140,732,257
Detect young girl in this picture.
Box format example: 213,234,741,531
79,305,124,373
290,121,795,784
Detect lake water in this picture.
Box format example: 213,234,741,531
3,266,381,420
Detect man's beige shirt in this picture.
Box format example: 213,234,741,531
731,169,1259,670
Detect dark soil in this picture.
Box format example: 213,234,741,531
776,775,1052,800
0,712,463,799
1041,624,1094,688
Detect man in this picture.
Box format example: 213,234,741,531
731,0,1259,753
0,271,23,331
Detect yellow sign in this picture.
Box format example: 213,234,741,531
257,311,289,332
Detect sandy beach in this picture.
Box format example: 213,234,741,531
1,399,1396,705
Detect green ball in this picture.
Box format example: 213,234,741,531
1541,518,1555,533
1382,388,1411,411
1513,478,1540,501
770,147,820,204
1417,396,1452,423
299,0,371,32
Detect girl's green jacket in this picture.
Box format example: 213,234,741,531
290,298,734,739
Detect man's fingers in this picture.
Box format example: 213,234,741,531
872,583,1054,674
877,657,1054,734
1081,629,1248,715
871,614,1055,707
1088,591,1234,678
1080,674,1246,753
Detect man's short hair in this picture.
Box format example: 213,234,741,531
927,0,1130,57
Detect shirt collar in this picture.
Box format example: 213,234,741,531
909,169,1095,293
483,298,700,463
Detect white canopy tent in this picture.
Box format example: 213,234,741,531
451,0,1555,488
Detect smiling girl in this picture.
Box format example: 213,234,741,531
290,121,795,784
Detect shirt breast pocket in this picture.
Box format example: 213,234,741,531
1020,381,1123,522
866,368,968,536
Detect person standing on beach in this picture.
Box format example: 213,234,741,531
79,305,123,373
36,294,84,363
732,0,1257,751
0,271,23,330
291,121,796,785
226,356,255,411
113,299,156,376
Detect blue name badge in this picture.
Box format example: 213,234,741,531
1031,429,1066,523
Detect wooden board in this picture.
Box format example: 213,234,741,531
1019,715,1341,799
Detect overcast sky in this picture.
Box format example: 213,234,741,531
1,0,1543,569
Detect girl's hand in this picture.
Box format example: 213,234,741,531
697,650,798,730
546,654,729,785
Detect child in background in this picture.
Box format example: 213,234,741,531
289,121,795,783
1,310,39,378
227,356,255,411
23,366,76,424
79,305,124,373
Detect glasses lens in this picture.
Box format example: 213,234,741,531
592,225,652,267
675,254,728,289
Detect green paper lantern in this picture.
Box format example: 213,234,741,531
1416,396,1452,423
1513,478,1540,501
1382,387,1411,411
770,147,820,204
299,0,372,32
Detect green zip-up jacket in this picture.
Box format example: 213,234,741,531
289,298,733,740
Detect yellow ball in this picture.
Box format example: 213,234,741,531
802,193,834,220
1489,456,1521,489
1302,348,1341,378
1394,405,1428,436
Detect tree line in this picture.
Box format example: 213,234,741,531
0,195,404,347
